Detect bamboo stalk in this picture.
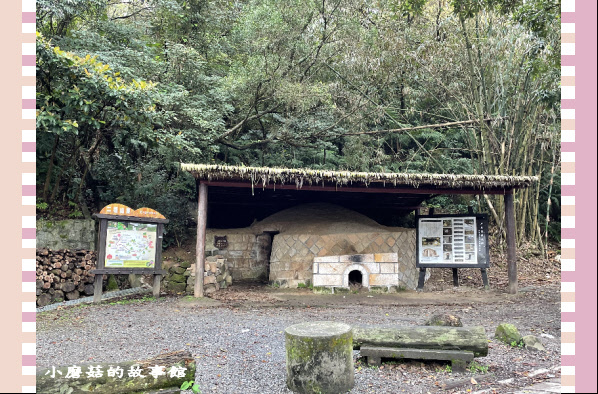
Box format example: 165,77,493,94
544,146,558,257
341,118,504,137
532,142,545,248
484,194,506,241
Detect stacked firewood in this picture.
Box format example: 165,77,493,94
36,249,102,307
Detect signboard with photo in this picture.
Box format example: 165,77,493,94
416,214,490,268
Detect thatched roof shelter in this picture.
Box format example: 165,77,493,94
181,163,534,296
181,163,537,193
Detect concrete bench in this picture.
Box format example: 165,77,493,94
360,346,474,372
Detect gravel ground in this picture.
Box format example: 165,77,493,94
37,284,561,393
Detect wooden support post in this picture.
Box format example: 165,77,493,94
195,182,208,297
480,268,489,290
93,274,103,304
452,268,459,287
504,190,517,294
417,268,426,291
429,207,435,216
153,274,162,299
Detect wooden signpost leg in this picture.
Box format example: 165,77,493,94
452,268,459,287
480,269,489,290
417,268,427,291
93,274,103,304
153,274,162,299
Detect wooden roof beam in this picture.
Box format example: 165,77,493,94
201,181,511,196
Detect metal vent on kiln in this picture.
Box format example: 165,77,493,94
214,236,228,249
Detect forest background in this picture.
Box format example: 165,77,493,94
35,0,561,251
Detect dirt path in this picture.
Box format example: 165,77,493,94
194,281,550,308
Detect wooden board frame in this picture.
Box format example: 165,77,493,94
91,214,169,302
416,213,490,269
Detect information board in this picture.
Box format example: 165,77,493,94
104,220,157,268
416,214,489,268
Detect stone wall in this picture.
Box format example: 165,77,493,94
37,219,97,250
269,229,418,289
204,230,272,281
163,256,232,294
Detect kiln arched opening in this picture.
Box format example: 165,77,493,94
348,270,363,286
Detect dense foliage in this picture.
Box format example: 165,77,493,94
36,0,561,248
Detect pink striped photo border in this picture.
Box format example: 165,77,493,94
21,0,37,393
560,3,576,392
5,0,597,392
561,1,598,393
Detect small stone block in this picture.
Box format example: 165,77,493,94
362,262,380,274
451,359,469,373
314,256,339,263
312,274,343,287
379,263,397,274
340,254,374,263
318,263,346,274
374,253,398,262
369,274,399,286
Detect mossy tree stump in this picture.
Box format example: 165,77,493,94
285,321,354,394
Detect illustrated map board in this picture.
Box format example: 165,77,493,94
91,205,169,303
105,221,157,268
92,205,169,275
416,214,489,269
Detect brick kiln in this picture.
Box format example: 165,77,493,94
268,229,418,290
204,203,420,290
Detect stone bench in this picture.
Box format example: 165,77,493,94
360,346,474,372
353,325,487,373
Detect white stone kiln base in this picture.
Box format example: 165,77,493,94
312,253,400,291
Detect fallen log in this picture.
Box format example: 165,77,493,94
353,325,488,357
36,351,195,394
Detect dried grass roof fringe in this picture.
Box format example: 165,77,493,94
180,163,538,190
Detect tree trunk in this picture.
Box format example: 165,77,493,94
42,135,60,201
50,140,80,201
